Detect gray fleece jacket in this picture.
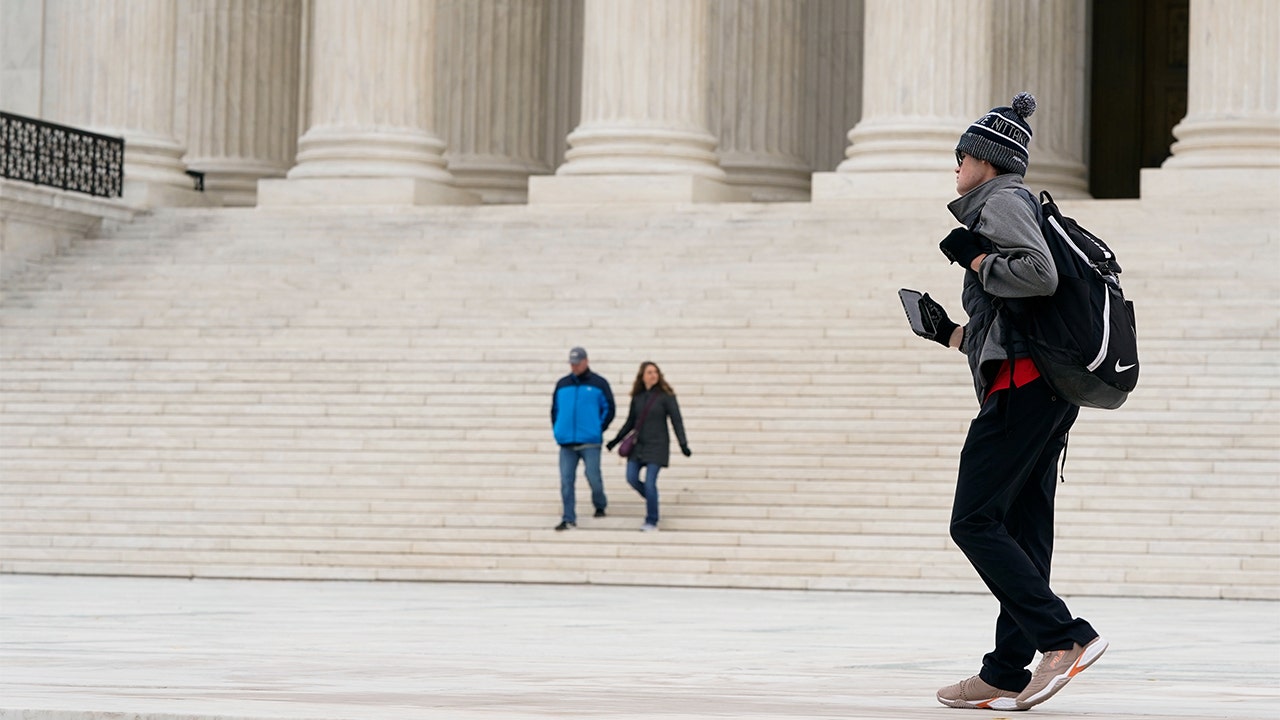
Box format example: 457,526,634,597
946,174,1058,402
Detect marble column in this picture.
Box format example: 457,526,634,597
42,0,202,207
183,0,302,206
992,0,1089,198
1143,0,1280,204
543,0,584,182
259,0,475,206
709,0,809,201
0,0,44,117
529,0,741,203
813,0,992,200
800,0,864,175
436,0,553,204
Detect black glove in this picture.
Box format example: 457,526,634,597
606,439,619,451
681,445,692,457
939,227,987,269
918,293,960,347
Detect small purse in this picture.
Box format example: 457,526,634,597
616,393,659,459
617,431,637,457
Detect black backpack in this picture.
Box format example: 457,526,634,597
999,190,1139,410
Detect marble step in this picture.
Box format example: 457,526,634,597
2,199,1275,600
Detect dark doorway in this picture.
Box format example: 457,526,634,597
1089,0,1189,198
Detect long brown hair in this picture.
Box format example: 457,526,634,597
631,361,674,397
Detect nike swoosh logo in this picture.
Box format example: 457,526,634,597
1115,360,1137,373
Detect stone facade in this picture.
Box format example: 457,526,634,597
1,0,1277,207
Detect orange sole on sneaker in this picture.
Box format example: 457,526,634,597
1015,636,1109,710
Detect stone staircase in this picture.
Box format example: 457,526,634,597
1,198,1276,599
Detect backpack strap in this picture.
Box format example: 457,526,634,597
986,186,1044,437
1006,188,1074,479
1015,186,1042,220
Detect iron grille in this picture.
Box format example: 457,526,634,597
1,111,124,198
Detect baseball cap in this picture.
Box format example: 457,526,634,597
568,347,588,364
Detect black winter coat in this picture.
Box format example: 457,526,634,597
609,389,688,467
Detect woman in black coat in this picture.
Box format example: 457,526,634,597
605,361,690,531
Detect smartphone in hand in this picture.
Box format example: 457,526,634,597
898,288,929,337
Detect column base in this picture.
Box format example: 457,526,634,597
527,175,749,204
120,133,206,208
185,159,291,207
1140,167,1280,210
256,178,480,207
1025,156,1090,200
811,170,957,202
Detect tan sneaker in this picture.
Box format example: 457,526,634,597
936,675,1020,710
1015,636,1109,710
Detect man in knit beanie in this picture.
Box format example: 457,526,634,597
954,91,1038,177
902,93,1109,712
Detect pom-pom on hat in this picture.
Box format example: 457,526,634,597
956,92,1037,176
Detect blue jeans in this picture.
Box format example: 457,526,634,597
559,444,606,523
625,459,662,525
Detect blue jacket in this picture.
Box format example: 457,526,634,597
551,370,615,446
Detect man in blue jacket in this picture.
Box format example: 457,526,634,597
551,347,615,530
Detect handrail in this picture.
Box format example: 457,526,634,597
0,111,124,198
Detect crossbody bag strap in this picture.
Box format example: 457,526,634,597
635,392,661,432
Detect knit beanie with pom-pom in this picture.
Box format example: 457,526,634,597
955,92,1037,176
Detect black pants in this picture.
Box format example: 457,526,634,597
950,377,1097,692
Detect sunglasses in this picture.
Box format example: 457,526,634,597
956,151,967,166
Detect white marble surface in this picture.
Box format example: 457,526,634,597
528,173,748,204
0,178,137,280
1165,0,1280,169
1,574,1276,720
0,0,44,116
182,0,302,206
257,176,480,206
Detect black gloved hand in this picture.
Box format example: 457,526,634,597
939,227,987,269
917,293,960,347
681,445,692,457
606,439,619,451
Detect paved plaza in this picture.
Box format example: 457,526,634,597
0,574,1276,719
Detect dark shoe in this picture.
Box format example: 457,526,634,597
554,521,576,531
594,508,606,518
1015,636,1108,710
